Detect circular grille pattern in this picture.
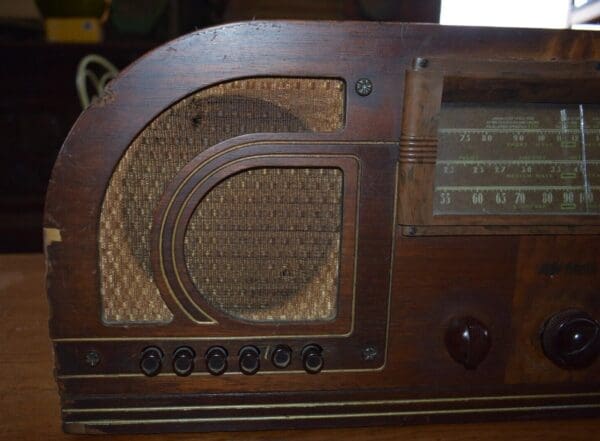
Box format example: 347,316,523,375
184,167,343,322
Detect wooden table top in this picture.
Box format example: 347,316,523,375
1,253,598,440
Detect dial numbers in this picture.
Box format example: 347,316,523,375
434,104,600,215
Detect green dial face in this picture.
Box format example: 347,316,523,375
434,103,600,215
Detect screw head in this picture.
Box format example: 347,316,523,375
355,78,373,97
85,350,101,367
362,346,378,361
415,57,429,69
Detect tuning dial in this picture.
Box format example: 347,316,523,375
140,347,163,377
239,346,260,375
445,317,491,370
271,345,292,369
205,346,228,376
302,344,324,374
541,309,600,369
173,347,195,376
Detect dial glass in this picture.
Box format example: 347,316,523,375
434,103,600,215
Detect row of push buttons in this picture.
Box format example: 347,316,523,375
140,344,324,376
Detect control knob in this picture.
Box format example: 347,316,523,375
541,309,599,369
445,316,491,370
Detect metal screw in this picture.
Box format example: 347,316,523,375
85,350,101,367
415,57,429,69
362,346,378,361
355,78,373,97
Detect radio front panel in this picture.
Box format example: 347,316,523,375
44,22,600,434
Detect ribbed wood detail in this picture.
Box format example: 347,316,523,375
399,135,438,164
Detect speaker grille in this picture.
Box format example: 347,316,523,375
185,168,342,322
99,78,345,324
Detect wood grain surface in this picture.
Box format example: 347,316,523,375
0,253,598,440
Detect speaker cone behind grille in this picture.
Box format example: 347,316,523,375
184,167,343,322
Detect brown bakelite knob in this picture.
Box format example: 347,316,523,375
140,347,163,377
445,317,491,370
205,346,228,376
541,309,599,369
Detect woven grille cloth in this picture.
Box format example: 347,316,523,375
99,78,344,323
185,168,342,321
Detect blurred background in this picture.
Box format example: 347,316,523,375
0,0,598,253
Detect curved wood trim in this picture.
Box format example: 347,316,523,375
152,140,360,336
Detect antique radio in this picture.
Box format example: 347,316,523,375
44,22,600,434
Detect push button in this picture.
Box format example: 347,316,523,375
302,344,324,374
239,346,260,375
205,346,228,375
271,345,292,369
173,347,195,376
140,347,163,377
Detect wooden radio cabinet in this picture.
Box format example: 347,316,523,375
44,22,600,434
